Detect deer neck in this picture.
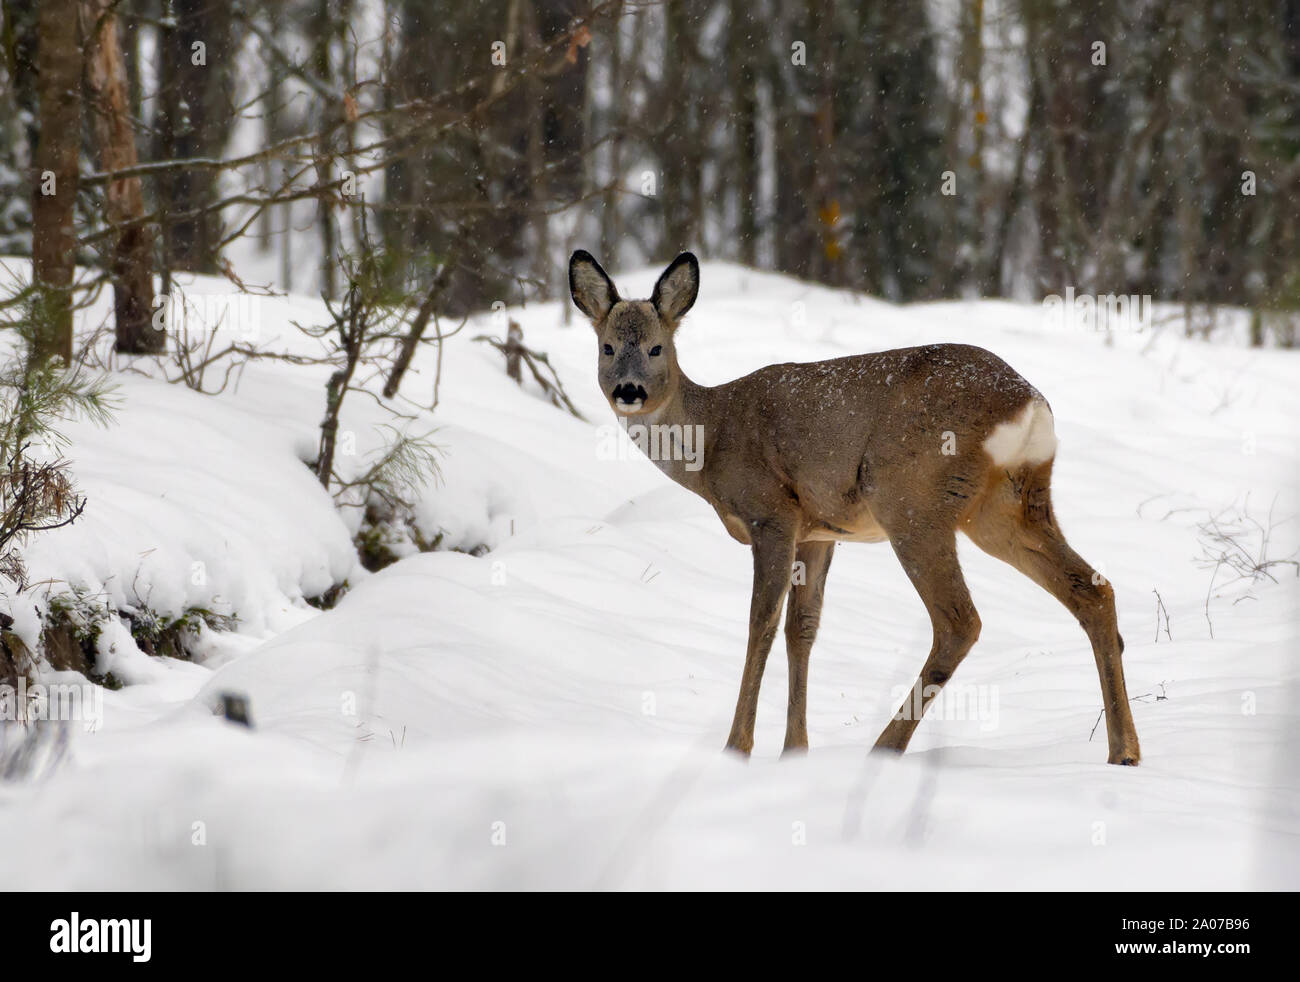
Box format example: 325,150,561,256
620,363,712,493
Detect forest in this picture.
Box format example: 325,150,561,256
3,0,1298,349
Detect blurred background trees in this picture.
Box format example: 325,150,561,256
0,0,1296,348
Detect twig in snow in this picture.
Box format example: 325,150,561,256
1090,686,1166,741
1193,495,1299,639
1152,587,1172,642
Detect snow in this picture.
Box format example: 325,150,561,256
0,259,1296,889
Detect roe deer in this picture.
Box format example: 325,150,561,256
569,250,1141,765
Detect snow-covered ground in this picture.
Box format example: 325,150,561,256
0,259,1296,889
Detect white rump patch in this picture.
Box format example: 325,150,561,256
983,399,1057,467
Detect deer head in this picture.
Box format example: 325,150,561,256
569,250,699,416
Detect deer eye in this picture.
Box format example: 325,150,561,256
649,345,662,357
603,344,614,355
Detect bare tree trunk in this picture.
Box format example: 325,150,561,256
314,0,338,298
30,0,82,364
257,4,286,250
162,0,233,273
337,0,364,251
598,4,624,264
809,0,839,285
1022,0,1077,292
661,1,696,250
84,0,163,354
968,0,987,281
729,0,758,266
155,5,177,301
522,0,551,295
1,0,41,157
981,97,1033,296
317,288,363,488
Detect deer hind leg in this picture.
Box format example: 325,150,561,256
782,540,835,755
963,461,1141,765
725,520,798,756
873,532,981,755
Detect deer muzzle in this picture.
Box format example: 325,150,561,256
611,382,648,412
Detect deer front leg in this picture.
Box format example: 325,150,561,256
725,522,798,756
782,540,835,755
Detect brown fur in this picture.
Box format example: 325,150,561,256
570,251,1142,764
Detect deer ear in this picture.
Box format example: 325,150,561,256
652,252,699,323
569,250,619,322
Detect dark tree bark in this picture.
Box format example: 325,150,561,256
661,0,698,250
1,0,41,158
767,0,816,281
313,0,338,299
157,0,234,273
598,3,625,264
729,0,759,266
521,0,551,292
30,0,82,364
84,0,163,354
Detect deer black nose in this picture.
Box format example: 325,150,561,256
612,383,647,404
